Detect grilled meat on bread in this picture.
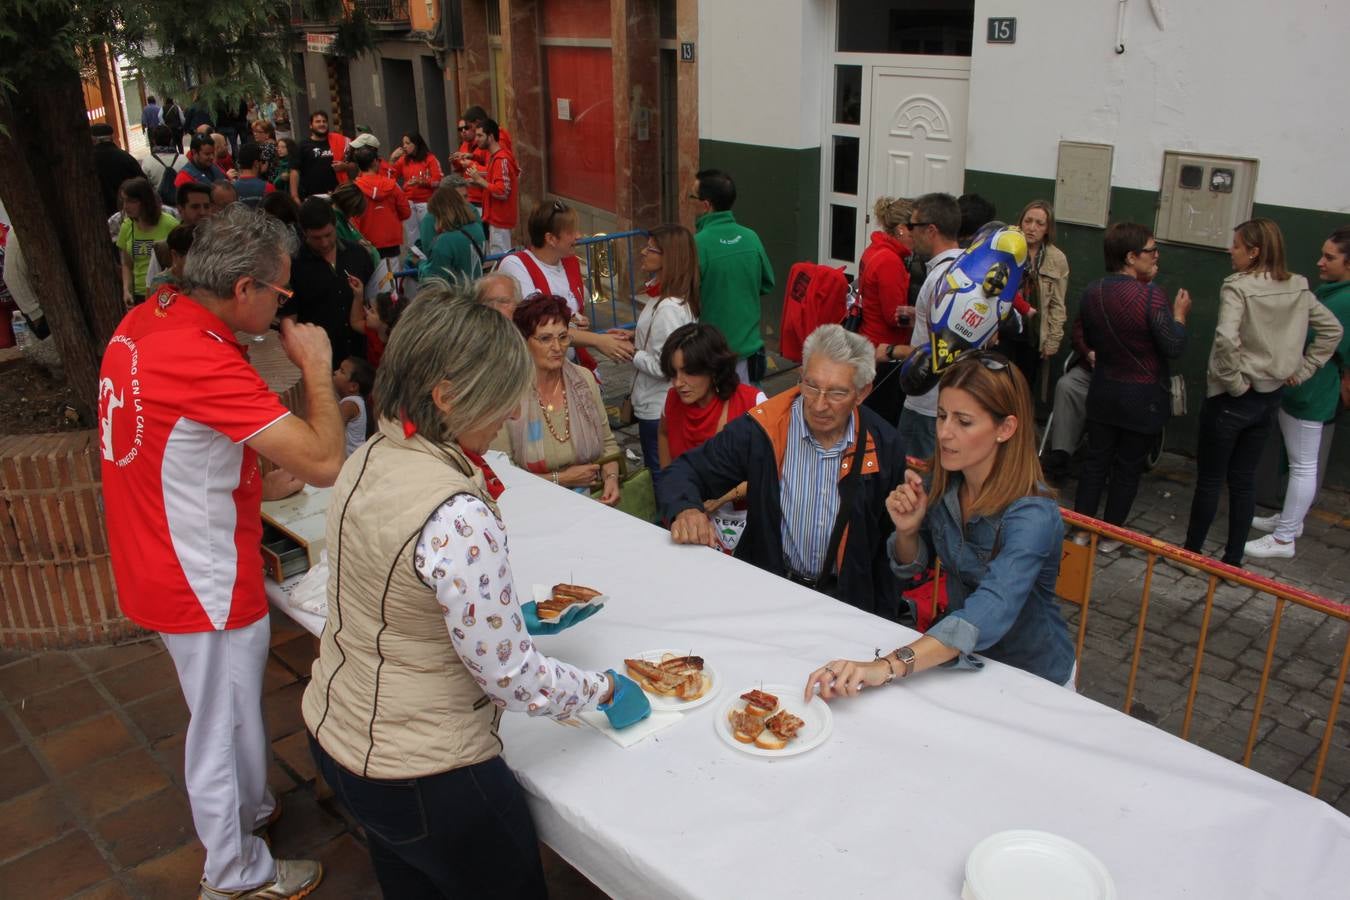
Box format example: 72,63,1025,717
739,689,779,718
728,709,765,743
765,710,805,740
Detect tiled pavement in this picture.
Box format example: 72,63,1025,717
0,618,606,899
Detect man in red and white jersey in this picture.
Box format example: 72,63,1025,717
452,105,513,215
99,205,344,900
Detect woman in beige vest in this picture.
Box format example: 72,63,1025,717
302,285,650,898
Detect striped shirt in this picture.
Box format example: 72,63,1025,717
780,397,855,579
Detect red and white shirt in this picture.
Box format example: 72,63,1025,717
98,293,291,633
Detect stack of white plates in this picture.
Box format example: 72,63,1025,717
962,830,1116,900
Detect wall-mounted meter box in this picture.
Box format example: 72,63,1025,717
1156,151,1259,249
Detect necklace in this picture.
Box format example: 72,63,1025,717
535,382,571,443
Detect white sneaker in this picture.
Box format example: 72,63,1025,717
1249,513,1302,538
1249,513,1279,533
1098,539,1123,554
1244,534,1295,560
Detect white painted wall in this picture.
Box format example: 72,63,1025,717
967,0,1350,212
697,0,830,149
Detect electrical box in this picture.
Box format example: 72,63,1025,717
1055,141,1114,228
1156,151,1259,249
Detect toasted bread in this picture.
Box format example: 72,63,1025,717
740,689,779,718
728,709,765,743
624,658,686,695
754,729,789,750
765,710,805,740
675,672,709,700
534,596,574,620
551,583,602,604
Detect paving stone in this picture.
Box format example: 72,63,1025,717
271,634,319,679
151,732,187,792
0,784,79,865
0,745,47,804
127,839,206,900
1262,723,1324,758
123,688,189,743
1196,672,1250,707
1248,741,1309,783
1277,657,1332,691
262,681,308,741
0,830,111,898
0,651,87,701
74,638,162,674
11,677,110,736
307,833,382,899
35,712,136,777
1204,629,1254,662
0,708,17,751
69,878,138,899
95,650,180,705
64,748,173,819
95,786,195,869
266,786,346,858
273,729,319,785
262,656,300,694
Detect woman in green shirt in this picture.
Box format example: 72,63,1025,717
116,177,179,306
1247,225,1350,559
420,181,487,283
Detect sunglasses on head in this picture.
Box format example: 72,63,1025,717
958,350,1012,373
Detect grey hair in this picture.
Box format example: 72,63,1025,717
374,281,532,442
802,324,876,390
472,273,522,306
182,204,297,298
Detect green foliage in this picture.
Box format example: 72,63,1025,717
0,0,356,112
331,6,378,60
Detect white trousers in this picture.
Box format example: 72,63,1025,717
487,225,513,257
161,616,277,891
1274,409,1323,542
403,200,429,254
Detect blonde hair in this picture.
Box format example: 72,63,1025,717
872,196,914,235
1233,218,1291,281
929,354,1052,519
1018,200,1057,246
428,182,476,233
373,282,532,443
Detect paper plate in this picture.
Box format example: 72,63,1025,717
530,583,609,621
715,683,833,759
625,650,721,711
962,830,1116,900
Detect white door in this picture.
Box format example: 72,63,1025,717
868,63,969,201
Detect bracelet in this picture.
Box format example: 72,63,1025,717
875,648,897,684
551,470,559,484
604,473,619,482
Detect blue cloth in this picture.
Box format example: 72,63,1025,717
779,397,853,578
888,476,1074,683
637,417,663,500
141,103,162,130
180,160,226,185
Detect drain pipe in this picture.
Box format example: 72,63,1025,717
1115,0,1128,53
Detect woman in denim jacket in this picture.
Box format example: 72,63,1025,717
805,353,1075,696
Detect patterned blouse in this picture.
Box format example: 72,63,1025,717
414,493,608,719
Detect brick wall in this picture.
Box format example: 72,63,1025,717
0,431,142,649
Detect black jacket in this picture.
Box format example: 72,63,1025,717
94,142,144,217
660,388,907,619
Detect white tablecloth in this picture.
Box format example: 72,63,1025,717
270,455,1350,898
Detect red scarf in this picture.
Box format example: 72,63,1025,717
664,383,761,461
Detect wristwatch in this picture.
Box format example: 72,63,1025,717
884,344,896,361
893,646,917,678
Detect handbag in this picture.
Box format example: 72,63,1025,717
589,452,658,523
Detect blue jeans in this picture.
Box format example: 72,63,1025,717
308,734,546,899
638,416,663,498
897,407,936,464
1184,388,1282,565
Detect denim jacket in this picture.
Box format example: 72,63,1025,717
889,478,1074,684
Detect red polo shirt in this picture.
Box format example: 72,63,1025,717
98,292,291,633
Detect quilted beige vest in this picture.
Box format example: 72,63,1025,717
302,418,503,778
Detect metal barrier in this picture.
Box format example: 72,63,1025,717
1055,509,1350,800
398,230,647,331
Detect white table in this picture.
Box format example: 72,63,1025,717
271,457,1350,898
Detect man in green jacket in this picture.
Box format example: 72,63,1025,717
691,169,775,383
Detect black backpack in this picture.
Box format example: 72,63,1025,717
163,104,182,129
151,151,181,207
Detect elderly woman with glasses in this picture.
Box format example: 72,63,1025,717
805,353,1076,697
1072,223,1191,550
494,293,623,504
661,324,906,616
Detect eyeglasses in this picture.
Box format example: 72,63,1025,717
531,332,572,348
1137,245,1160,255
457,124,471,130
908,221,934,230
800,380,854,404
255,280,294,300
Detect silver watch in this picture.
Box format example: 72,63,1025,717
894,646,917,678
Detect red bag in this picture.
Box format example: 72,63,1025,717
779,262,848,363
902,568,949,633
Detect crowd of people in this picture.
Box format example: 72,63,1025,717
54,97,1346,900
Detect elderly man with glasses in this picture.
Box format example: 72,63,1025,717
660,324,908,617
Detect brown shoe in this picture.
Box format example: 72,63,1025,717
198,859,323,900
